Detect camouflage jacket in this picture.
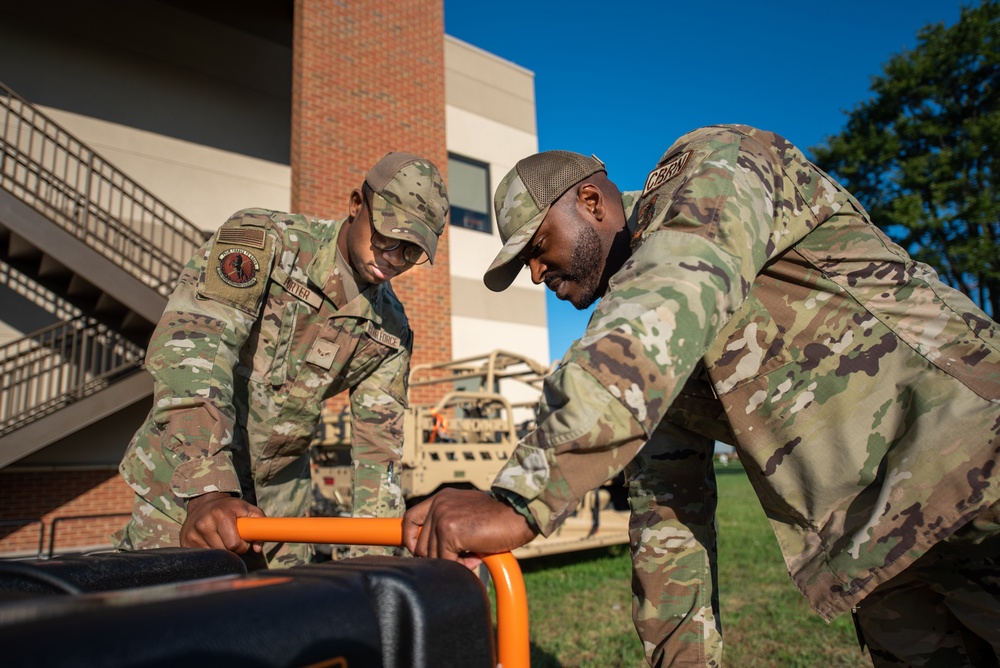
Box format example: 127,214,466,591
493,125,1000,620
119,208,411,520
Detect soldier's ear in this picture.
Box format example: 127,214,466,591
348,189,364,218
578,183,605,222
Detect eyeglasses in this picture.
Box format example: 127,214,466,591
366,196,429,265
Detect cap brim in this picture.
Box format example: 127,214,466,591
370,191,439,264
482,207,547,292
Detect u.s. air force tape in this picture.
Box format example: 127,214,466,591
364,320,400,349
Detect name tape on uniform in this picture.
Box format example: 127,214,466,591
272,267,323,309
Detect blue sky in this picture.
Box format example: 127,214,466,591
444,1,970,363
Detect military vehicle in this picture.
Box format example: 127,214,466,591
310,349,630,559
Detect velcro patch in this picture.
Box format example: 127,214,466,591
642,151,692,197
217,227,266,250
364,320,400,349
201,232,273,316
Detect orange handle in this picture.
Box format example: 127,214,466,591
237,517,530,668
239,517,404,546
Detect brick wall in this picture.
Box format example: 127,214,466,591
0,470,133,557
292,0,452,407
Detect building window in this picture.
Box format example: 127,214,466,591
448,154,491,233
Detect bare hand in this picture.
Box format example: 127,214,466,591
180,492,266,554
402,488,538,570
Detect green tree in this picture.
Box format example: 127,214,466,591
810,1,999,317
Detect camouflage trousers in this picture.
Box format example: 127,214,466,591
341,460,406,558
626,419,722,667
112,454,315,568
854,497,1000,668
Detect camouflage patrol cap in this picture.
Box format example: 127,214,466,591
484,151,605,292
366,152,449,264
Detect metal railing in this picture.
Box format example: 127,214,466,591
0,81,207,297
0,316,146,436
0,519,45,559
0,514,131,560
47,512,131,558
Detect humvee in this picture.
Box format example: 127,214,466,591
310,349,630,559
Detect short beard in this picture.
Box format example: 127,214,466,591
564,222,605,310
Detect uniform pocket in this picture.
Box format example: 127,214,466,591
323,318,395,388
268,301,301,386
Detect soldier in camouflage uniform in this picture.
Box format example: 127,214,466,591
402,125,1000,666
114,152,449,568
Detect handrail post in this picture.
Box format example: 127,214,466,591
47,517,58,559
0,519,46,560
79,150,93,235
238,517,531,668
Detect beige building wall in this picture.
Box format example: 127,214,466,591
39,108,292,231
444,36,549,382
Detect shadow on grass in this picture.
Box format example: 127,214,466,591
529,640,563,667
518,543,630,575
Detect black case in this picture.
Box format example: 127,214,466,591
0,549,495,668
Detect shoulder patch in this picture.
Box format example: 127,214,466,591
216,248,260,287
200,229,275,316
642,151,692,197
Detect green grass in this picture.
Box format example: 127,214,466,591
493,463,871,667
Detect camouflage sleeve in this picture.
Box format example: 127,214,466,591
493,126,810,534
144,239,259,499
348,327,412,520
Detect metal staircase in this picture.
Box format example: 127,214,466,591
0,81,209,466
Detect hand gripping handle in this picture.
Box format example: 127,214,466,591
237,517,530,668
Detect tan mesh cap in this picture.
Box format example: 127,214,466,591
484,151,605,292
366,152,449,264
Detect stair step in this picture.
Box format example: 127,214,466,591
93,292,127,317
37,254,71,281
65,274,100,300
7,232,42,262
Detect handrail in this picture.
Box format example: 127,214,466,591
0,519,45,559
0,81,207,297
0,316,145,435
238,517,531,668
47,512,131,558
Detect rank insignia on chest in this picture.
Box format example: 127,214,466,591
307,339,339,370
216,248,261,288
